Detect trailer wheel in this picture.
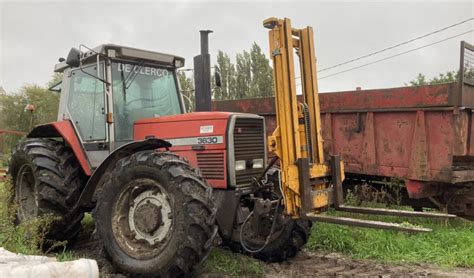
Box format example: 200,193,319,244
95,151,217,276
8,138,87,242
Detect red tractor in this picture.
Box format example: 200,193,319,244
8,31,309,276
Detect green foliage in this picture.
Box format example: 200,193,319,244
0,74,61,132
0,74,60,155
307,208,474,268
0,180,62,255
249,43,274,98
202,248,264,276
81,213,95,236
406,71,458,86
178,71,195,112
213,51,237,100
57,250,77,262
212,42,274,100
235,50,252,99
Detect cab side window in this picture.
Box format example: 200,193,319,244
67,65,106,141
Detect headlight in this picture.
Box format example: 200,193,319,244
235,160,246,171
252,158,264,169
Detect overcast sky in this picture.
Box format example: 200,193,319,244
1,0,473,94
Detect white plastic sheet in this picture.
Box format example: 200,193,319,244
0,248,99,278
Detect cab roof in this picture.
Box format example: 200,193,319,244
54,44,185,72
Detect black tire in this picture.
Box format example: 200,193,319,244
95,151,217,277
229,218,311,262
228,166,312,262
8,138,87,242
254,219,311,262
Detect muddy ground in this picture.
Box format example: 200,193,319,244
71,231,474,277
261,251,474,277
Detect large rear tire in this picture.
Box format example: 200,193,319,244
8,138,87,242
95,151,217,276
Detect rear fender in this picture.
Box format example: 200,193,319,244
27,121,92,176
76,138,172,210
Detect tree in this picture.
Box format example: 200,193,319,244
213,51,237,100
249,43,274,98
406,70,458,86
235,50,252,99
0,85,59,132
0,73,61,132
211,43,274,100
178,71,195,112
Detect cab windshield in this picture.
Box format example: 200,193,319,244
112,62,182,141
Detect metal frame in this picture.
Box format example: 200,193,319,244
458,41,474,109
57,49,187,166
263,17,455,232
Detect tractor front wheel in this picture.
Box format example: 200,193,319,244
95,151,217,276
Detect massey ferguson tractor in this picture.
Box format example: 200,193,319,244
9,17,453,276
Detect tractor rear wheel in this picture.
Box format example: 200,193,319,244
8,138,87,242
95,151,217,276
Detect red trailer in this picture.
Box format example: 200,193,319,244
212,42,474,217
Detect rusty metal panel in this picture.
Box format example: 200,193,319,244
321,84,455,112
212,82,474,186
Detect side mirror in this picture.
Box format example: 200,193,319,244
215,70,222,87
66,48,81,67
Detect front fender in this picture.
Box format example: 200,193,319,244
76,138,172,210
27,121,92,176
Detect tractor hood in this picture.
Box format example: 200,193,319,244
133,111,238,147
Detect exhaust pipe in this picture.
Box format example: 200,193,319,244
194,30,213,112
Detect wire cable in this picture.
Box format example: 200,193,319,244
318,18,473,73
317,30,473,80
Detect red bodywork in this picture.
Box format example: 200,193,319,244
31,112,235,189
29,121,93,176
134,112,232,189
212,83,474,199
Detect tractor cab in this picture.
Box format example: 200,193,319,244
54,44,186,166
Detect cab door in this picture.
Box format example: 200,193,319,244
65,63,109,169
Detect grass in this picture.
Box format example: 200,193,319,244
306,187,474,268
81,212,95,235
201,248,265,276
57,250,77,262
1,177,473,272
307,215,474,268
0,180,64,256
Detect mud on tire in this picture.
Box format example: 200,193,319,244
8,138,87,242
95,151,217,276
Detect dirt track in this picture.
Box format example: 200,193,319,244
262,250,474,277
71,232,474,277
